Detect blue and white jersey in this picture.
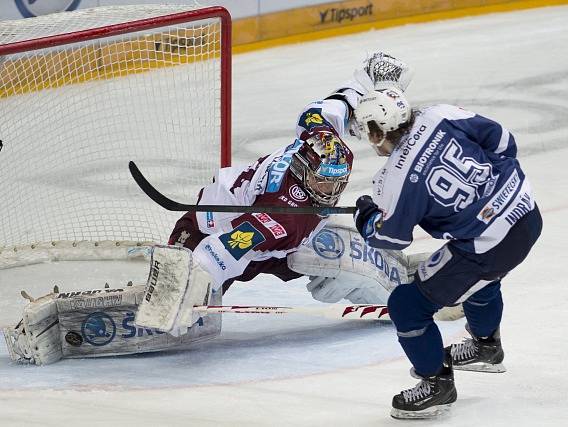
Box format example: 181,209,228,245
366,104,535,254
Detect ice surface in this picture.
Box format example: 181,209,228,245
1,6,567,425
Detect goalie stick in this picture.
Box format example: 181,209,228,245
193,304,390,321
129,161,356,215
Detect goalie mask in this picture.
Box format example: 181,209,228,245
290,127,352,207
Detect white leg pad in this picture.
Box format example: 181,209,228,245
135,245,212,332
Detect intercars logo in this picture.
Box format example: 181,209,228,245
15,0,82,18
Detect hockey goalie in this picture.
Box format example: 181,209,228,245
3,51,462,365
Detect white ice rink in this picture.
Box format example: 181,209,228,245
1,5,568,426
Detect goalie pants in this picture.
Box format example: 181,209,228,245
169,211,302,294
387,205,543,376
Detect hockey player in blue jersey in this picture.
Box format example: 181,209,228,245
352,87,543,419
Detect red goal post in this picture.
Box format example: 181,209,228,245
0,5,232,268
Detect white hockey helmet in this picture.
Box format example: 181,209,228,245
354,87,411,149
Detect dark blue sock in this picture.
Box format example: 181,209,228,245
388,282,443,377
463,281,503,338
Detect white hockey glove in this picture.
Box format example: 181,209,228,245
359,51,414,91
328,51,413,139
135,245,213,333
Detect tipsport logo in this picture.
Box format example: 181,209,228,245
15,0,82,18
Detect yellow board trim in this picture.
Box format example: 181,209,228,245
1,1,566,97
233,0,568,54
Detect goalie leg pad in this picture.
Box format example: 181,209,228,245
135,245,213,332
3,290,61,365
3,284,221,365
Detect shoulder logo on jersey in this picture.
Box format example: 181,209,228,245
298,108,333,131
289,184,308,202
305,112,323,126
414,129,447,174
174,230,191,247
312,228,344,260
266,139,303,193
252,213,288,239
219,221,266,260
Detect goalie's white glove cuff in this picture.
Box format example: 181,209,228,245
353,68,375,92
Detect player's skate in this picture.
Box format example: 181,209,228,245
390,355,457,420
446,327,506,373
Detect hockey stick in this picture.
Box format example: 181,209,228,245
193,304,390,321
129,161,356,215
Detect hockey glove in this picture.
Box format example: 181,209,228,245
353,195,382,239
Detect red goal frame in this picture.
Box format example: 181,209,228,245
0,6,232,167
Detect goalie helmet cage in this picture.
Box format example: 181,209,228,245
0,4,231,269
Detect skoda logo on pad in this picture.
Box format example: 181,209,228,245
15,0,82,18
312,228,344,260
81,312,116,346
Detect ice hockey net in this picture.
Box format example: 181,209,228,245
0,5,231,268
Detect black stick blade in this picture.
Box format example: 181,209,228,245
129,161,355,215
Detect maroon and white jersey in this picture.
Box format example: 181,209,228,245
169,144,327,291
169,98,353,291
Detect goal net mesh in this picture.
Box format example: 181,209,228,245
0,5,230,268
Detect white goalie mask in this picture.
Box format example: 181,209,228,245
354,87,411,152
290,127,353,207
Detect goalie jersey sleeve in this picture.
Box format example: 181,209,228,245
365,104,535,254
296,99,351,138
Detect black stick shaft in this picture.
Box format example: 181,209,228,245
129,161,356,215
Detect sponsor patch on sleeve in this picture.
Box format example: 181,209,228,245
219,221,266,260
251,213,288,239
298,108,333,131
